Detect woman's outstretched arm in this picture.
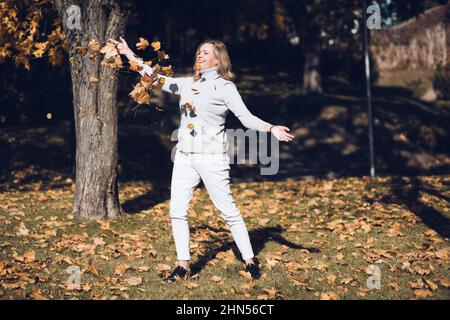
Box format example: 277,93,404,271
223,82,294,142
108,37,191,95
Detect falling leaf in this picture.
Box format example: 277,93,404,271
33,42,47,58
88,39,100,52
100,42,119,60
129,80,151,105
151,41,161,51
136,37,150,50
129,60,143,72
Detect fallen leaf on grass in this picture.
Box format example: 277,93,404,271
423,279,438,291
92,236,105,246
85,260,99,277
31,290,48,300
15,250,36,263
136,37,149,50
320,292,340,300
114,263,130,276
239,270,252,280
413,289,432,299
185,282,200,289
155,264,172,272
437,278,450,288
211,276,223,282
137,266,150,272
125,276,142,286
16,222,29,236
326,274,336,285
97,220,110,231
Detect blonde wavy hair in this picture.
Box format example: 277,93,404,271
192,40,235,81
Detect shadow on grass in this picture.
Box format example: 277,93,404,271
188,225,320,276
121,183,171,214
380,176,450,239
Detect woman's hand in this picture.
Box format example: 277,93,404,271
269,125,294,142
108,37,132,57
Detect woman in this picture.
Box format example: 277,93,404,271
109,37,294,282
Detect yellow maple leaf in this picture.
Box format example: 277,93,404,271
100,42,118,60
88,39,100,52
151,41,161,51
136,37,149,50
33,41,47,58
129,60,143,72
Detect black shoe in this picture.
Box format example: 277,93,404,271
163,266,190,283
245,262,261,279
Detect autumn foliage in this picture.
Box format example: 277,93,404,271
0,0,67,69
0,1,173,106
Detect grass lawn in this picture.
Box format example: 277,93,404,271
0,174,449,300
1,65,449,300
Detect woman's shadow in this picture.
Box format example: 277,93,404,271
188,224,320,276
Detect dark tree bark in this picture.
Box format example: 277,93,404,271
302,40,323,94
282,0,323,93
54,0,125,219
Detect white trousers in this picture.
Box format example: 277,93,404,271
169,150,255,261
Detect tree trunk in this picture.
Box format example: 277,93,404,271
302,40,323,94
54,0,125,219
281,0,323,93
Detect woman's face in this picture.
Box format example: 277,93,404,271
196,43,219,70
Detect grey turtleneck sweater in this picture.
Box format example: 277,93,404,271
136,61,271,154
